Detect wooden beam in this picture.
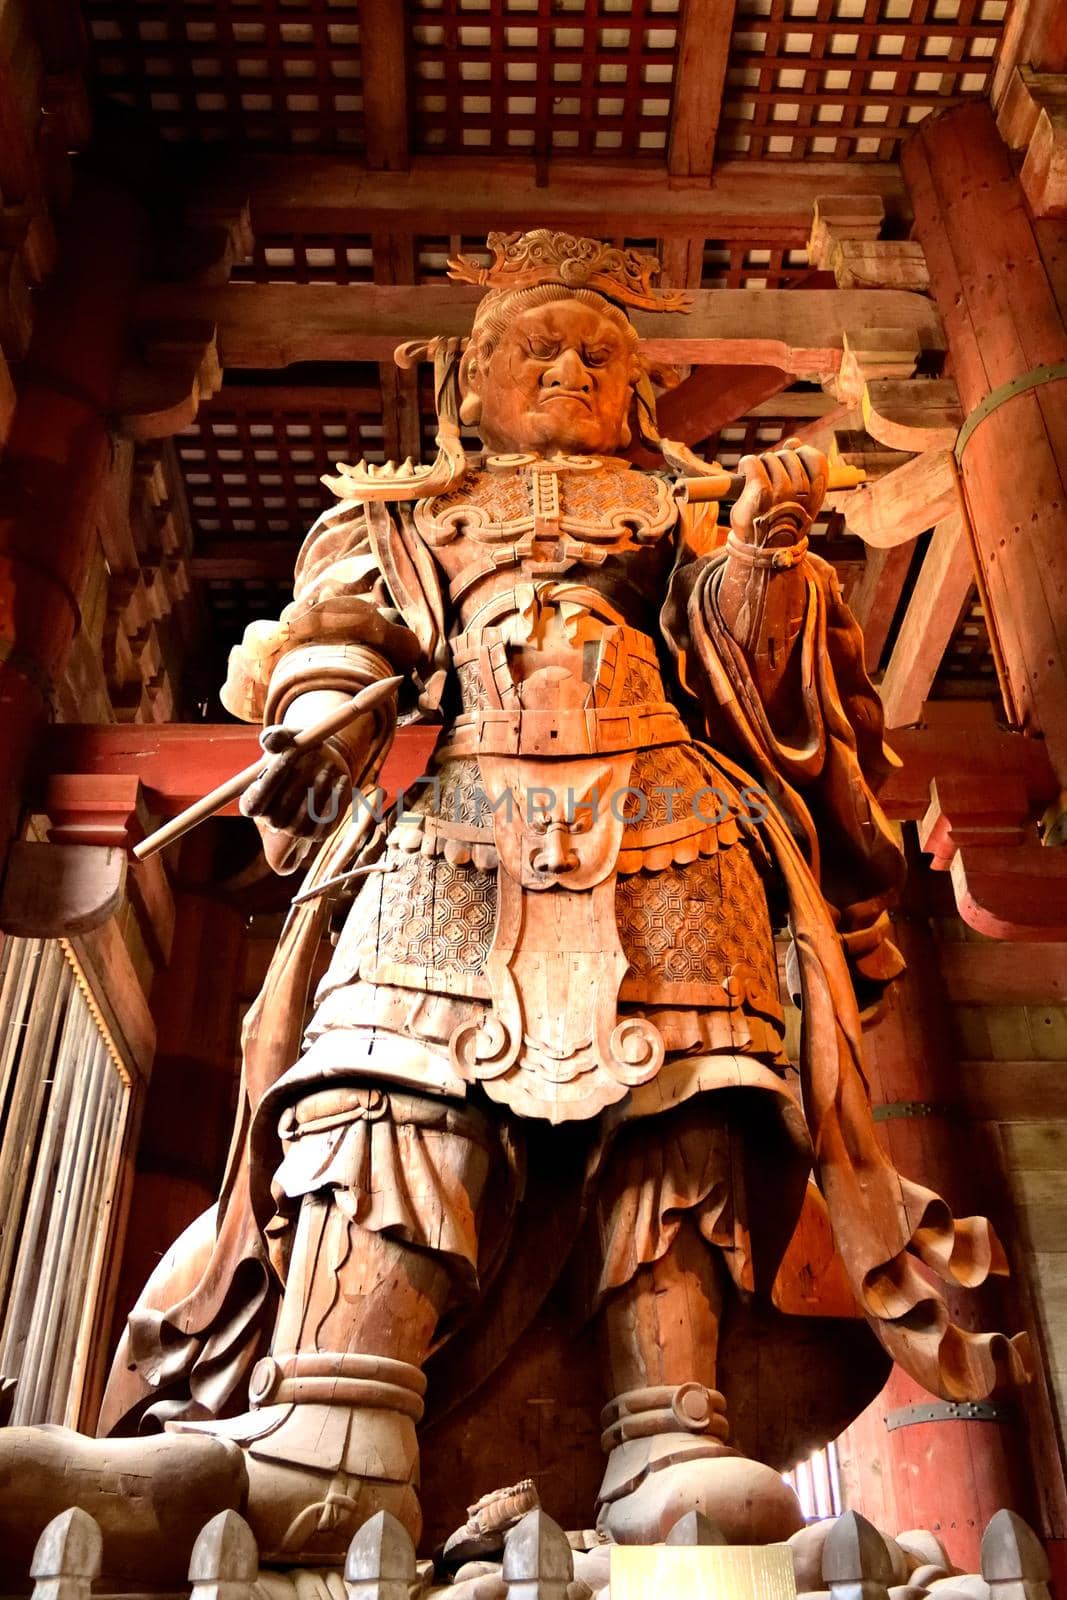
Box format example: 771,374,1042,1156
848,542,914,674
882,709,1059,821
939,942,1067,1006
373,232,422,465
41,714,1060,830
658,236,705,292
862,378,963,454
880,510,974,729
359,0,410,172
136,282,943,376
951,844,1067,941
0,841,126,937
68,917,156,1083
191,541,299,582
221,154,907,240
750,391,839,420
993,0,1067,105
668,0,736,178
200,383,383,413
653,364,790,444
834,447,959,548
39,723,442,818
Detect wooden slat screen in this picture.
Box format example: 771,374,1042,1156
0,938,131,1427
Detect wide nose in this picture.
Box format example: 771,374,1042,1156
541,346,591,393
531,822,579,875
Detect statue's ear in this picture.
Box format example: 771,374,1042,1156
459,342,481,396
643,358,682,391
458,341,485,426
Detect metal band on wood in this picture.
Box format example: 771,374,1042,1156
872,1100,952,1123
955,361,1067,462
886,1400,1012,1430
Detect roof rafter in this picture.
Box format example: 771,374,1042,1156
138,282,941,375
669,0,736,179
360,0,411,172
202,154,907,241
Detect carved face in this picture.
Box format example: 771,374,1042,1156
462,298,639,456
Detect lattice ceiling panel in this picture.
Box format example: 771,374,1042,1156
83,0,365,150
230,233,375,285
176,386,385,539
933,587,1000,700
719,0,1008,161
408,0,681,156
701,241,825,288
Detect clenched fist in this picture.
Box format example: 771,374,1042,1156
730,441,828,548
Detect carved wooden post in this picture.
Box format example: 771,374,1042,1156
29,1508,102,1600
344,1510,418,1600
823,1511,893,1600
902,101,1067,790
835,853,1037,1571
502,1510,575,1600
188,1509,259,1600
982,1510,1052,1600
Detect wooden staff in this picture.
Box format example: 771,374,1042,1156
132,675,403,862
682,461,867,503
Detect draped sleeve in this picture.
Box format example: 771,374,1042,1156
661,524,1029,1405
662,538,907,1005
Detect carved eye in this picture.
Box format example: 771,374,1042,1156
529,338,559,360
583,345,613,367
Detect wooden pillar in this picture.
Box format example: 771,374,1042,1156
0,169,144,848
109,825,245,1344
902,103,1067,785
838,849,1036,1571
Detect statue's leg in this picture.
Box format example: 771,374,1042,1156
592,1098,804,1545
599,1216,725,1397
175,1084,495,1565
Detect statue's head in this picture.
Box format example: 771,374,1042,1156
322,232,694,507
449,230,690,458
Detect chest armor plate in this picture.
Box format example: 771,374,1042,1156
414,456,678,607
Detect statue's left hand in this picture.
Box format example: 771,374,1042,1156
730,441,828,547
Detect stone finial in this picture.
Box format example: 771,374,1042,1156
981,1510,1051,1600
502,1510,574,1600
30,1508,102,1600
823,1511,894,1600
188,1509,259,1600
344,1511,418,1600
665,1510,728,1546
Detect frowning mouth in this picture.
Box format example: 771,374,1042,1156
539,390,592,409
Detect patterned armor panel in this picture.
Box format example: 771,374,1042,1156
304,458,786,1124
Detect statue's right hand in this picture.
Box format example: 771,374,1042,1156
240,725,352,841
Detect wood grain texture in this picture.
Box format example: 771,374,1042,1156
135,281,943,373
668,0,736,178
904,102,1067,777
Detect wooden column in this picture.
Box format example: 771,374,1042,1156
902,103,1067,784
109,826,245,1348
837,850,1037,1572
0,169,144,848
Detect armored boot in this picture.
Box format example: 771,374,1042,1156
595,1215,803,1544
174,1351,425,1565
595,1382,802,1545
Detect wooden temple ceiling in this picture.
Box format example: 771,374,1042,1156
72,0,1016,709
82,0,1007,164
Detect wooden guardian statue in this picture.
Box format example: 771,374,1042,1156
0,231,1029,1574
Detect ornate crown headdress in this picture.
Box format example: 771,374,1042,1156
447,229,692,314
